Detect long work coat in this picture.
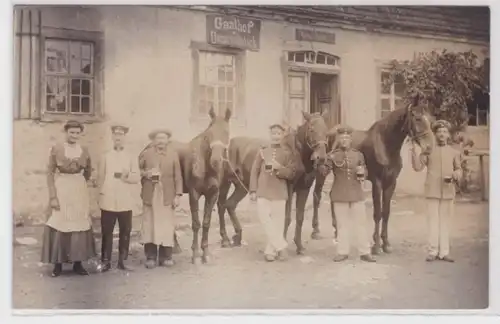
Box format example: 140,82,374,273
139,144,183,246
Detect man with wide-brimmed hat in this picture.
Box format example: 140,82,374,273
411,119,462,262
139,128,183,269
97,122,140,272
327,125,375,263
249,121,297,262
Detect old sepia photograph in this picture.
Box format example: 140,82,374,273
11,4,490,310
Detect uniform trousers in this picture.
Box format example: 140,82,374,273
100,209,132,262
426,198,454,258
333,201,371,256
257,198,287,256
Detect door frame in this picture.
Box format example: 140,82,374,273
281,54,342,127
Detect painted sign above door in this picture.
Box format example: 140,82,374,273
295,28,336,45
206,14,261,51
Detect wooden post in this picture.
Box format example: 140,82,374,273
468,150,489,201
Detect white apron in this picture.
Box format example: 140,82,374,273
45,173,92,233
140,182,175,246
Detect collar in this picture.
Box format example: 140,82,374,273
270,143,281,148
436,142,447,147
155,146,167,155
113,146,124,152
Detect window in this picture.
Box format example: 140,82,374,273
44,39,94,115
197,51,237,117
380,70,405,118
287,51,339,67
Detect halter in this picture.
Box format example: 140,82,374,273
404,104,431,144
304,117,328,151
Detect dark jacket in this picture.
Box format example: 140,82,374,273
249,143,296,201
139,144,183,206
327,148,366,203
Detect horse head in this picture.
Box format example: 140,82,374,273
405,104,434,154
205,106,231,173
298,111,329,172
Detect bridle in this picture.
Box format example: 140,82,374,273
209,139,229,161
404,104,431,144
304,117,328,152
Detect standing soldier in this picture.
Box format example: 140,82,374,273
249,122,297,262
411,120,462,262
327,125,375,263
97,123,140,272
139,129,183,269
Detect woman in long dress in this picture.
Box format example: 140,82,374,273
41,120,97,277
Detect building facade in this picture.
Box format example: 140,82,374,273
13,5,489,219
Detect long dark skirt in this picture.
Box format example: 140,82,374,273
41,226,97,264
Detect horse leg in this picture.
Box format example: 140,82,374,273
225,183,247,247
371,179,383,255
311,175,326,240
330,200,337,240
217,181,232,248
201,191,218,264
381,181,397,254
189,191,202,264
284,186,293,240
294,189,308,255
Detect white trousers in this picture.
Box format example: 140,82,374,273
333,201,371,256
257,198,287,256
426,198,454,258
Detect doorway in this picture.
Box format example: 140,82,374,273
286,70,340,128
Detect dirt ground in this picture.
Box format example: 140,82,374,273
12,196,489,310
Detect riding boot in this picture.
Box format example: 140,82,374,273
51,263,62,277
73,261,89,275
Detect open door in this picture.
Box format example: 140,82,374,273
286,71,309,129
310,73,340,127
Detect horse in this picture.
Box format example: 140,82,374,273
217,111,330,255
140,107,231,264
310,104,435,255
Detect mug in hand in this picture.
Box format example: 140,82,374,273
356,165,365,180
152,174,160,182
443,176,453,184
114,172,122,179
265,164,273,172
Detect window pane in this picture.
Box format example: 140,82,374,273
206,67,217,84
71,96,81,113
81,59,92,75
394,81,405,97
326,56,336,66
218,87,226,102
46,77,68,112
46,95,56,112
288,52,294,62
46,76,58,94
226,88,234,102
81,97,91,113
206,86,214,101
45,40,68,73
295,52,305,63
69,42,81,74
218,67,226,82
81,43,92,60
381,71,392,95
381,98,391,112
81,79,91,95
71,79,81,95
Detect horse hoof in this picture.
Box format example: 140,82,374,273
231,235,242,247
311,232,322,240
202,255,211,264
383,244,393,254
296,248,305,255
221,240,231,248
371,245,382,255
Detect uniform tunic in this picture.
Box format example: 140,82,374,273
249,143,296,257
139,145,183,247
327,148,370,256
414,144,462,258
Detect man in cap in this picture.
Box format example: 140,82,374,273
411,119,462,262
327,125,375,263
139,128,183,269
249,121,297,262
97,123,140,271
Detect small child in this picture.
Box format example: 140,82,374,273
249,122,297,262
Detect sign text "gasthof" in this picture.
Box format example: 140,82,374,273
206,15,261,51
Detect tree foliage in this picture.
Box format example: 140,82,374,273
385,50,488,133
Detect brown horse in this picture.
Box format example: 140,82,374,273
140,107,231,264
311,104,435,254
217,111,330,254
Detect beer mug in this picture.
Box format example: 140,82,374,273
443,175,453,184
356,165,365,181
151,168,160,183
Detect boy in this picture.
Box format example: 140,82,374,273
411,120,462,262
249,122,297,262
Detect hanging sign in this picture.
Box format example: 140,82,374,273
206,14,261,51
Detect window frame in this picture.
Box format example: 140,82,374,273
378,66,405,119
190,41,245,124
40,27,103,122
